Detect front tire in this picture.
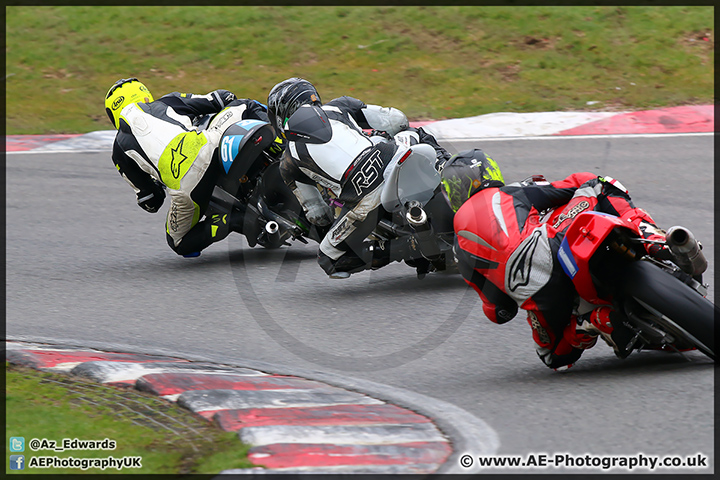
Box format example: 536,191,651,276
614,260,716,360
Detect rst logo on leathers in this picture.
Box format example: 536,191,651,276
349,149,384,196
331,217,351,243
505,225,553,305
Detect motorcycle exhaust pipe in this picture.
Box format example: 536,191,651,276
406,204,429,230
264,220,281,245
266,220,279,234
406,204,442,259
666,226,707,276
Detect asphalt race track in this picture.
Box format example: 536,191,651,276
6,133,714,474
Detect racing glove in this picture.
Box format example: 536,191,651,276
268,136,284,156
305,201,334,226
215,89,237,105
294,182,334,226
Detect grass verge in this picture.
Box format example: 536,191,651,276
5,6,714,134
5,363,254,475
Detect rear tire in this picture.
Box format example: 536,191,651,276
615,261,716,360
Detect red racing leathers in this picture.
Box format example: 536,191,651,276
453,172,665,369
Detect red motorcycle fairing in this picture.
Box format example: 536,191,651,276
558,211,640,304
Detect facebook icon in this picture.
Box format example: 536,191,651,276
10,455,25,470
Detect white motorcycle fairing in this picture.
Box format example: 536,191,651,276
380,143,440,213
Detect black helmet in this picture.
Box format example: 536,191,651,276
440,149,504,213
267,77,322,137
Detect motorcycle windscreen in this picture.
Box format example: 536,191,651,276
381,143,440,212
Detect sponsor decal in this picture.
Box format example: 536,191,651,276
214,111,234,130
331,217,350,242
289,132,311,140
552,200,590,229
558,238,579,279
497,308,515,322
300,167,336,190
528,311,551,345
111,96,124,110
169,203,179,232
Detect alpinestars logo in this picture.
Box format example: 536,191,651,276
170,137,188,179
507,229,542,292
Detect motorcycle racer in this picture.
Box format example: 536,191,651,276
442,152,670,370
105,78,276,257
267,77,451,277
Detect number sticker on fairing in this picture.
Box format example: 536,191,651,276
220,135,241,173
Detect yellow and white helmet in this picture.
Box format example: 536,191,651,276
104,78,154,129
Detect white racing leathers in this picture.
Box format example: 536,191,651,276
110,91,268,251
279,97,409,273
